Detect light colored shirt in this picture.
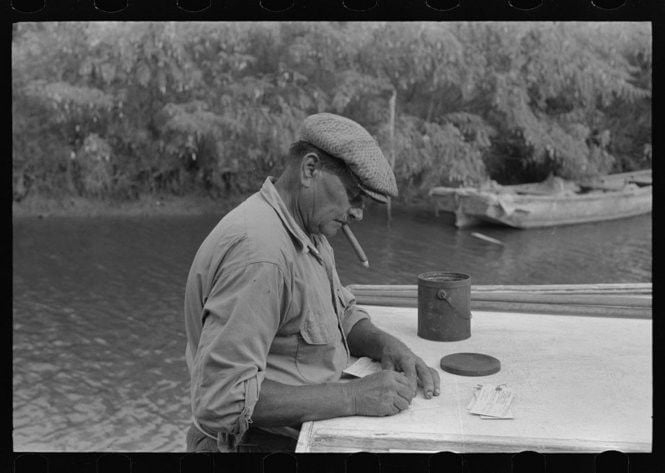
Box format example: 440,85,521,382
184,177,370,449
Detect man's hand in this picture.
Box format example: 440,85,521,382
344,370,416,416
347,318,441,400
379,339,441,399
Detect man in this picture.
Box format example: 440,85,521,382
184,113,441,452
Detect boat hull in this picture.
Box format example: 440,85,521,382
431,184,651,229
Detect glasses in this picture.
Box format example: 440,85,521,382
320,160,364,205
341,173,364,207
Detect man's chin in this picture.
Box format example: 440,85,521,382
320,223,341,238
322,229,339,239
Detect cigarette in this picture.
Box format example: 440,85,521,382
341,224,369,268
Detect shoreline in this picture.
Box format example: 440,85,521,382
12,194,435,219
12,194,245,219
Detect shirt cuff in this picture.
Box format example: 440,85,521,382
195,371,265,451
341,304,371,337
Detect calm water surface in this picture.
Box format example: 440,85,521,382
12,206,651,451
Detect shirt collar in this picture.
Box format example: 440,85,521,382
259,177,322,259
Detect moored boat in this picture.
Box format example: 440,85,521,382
429,170,652,229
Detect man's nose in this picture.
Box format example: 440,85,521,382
348,207,363,222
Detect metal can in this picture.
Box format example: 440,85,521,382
417,271,471,341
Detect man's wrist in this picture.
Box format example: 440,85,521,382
339,382,357,416
379,332,406,355
349,319,392,360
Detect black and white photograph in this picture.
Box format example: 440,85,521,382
12,21,652,454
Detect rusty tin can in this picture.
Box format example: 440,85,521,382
417,271,472,341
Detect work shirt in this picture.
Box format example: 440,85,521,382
184,177,370,450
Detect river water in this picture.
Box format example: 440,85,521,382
12,206,651,451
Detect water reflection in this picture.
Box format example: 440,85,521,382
12,208,651,451
332,206,651,285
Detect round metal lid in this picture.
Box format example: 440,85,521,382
440,352,501,376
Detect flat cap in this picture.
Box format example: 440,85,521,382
299,113,398,203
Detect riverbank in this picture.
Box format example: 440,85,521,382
12,194,435,219
12,194,246,219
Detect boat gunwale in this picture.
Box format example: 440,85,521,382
429,184,651,203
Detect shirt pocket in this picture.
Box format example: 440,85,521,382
295,310,337,383
300,311,331,345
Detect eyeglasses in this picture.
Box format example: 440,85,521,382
319,158,365,206
339,171,364,206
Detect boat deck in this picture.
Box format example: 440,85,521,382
296,305,652,453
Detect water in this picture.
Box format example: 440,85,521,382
12,207,651,451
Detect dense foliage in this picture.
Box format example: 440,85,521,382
12,21,651,203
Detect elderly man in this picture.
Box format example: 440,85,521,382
184,113,440,452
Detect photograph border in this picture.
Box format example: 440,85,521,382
7,1,662,472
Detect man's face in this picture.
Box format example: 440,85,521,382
305,160,365,238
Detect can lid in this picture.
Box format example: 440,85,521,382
440,353,501,376
418,271,471,288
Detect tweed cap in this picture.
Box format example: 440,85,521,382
298,113,398,203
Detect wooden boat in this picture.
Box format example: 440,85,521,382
429,170,652,229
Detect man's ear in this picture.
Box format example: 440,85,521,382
300,152,321,187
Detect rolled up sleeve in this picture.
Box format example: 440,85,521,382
338,284,370,337
190,260,287,449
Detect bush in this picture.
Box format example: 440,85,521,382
12,22,651,203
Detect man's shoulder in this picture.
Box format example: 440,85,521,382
221,192,272,228
211,194,297,269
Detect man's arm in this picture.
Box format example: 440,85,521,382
190,261,279,442
252,379,352,426
252,371,415,426
346,318,441,399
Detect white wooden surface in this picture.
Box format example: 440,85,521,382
296,306,652,453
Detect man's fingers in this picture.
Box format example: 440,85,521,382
393,396,409,412
401,361,418,393
429,367,441,396
381,358,395,371
395,381,416,403
393,371,415,391
416,362,436,399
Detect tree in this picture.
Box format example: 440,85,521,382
12,22,651,203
